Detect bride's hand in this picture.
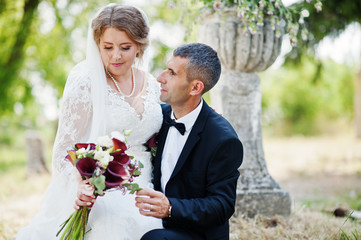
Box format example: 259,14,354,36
74,179,96,210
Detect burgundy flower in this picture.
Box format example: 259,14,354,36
75,143,96,150
145,133,159,149
111,152,131,165
76,157,97,178
104,161,130,188
144,133,159,157
112,138,127,153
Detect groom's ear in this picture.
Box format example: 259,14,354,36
189,80,204,96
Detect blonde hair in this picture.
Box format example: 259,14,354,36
92,4,149,58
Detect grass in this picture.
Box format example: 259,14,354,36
230,206,361,240
1,135,361,240
0,138,52,240
340,229,360,240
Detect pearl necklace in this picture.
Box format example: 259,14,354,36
106,68,135,97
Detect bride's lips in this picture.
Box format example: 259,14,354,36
111,63,123,67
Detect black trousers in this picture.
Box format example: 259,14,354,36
140,228,204,240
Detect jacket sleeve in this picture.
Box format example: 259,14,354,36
165,137,243,227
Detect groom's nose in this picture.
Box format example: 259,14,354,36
157,71,166,84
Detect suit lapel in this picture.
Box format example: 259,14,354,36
153,105,172,190
167,101,210,183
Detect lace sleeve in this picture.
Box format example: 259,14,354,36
52,66,92,177
15,72,92,238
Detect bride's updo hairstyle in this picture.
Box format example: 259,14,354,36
91,4,149,59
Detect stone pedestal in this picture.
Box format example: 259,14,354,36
198,9,291,217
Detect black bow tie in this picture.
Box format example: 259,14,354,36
164,114,186,135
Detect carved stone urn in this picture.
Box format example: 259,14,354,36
198,9,291,217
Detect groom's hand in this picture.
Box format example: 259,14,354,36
135,189,170,219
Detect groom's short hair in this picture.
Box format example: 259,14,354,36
173,43,221,94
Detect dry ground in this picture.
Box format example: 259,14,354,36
229,135,361,239
265,135,361,206
1,135,361,239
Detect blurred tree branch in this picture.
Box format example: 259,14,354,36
285,0,361,63
0,0,41,114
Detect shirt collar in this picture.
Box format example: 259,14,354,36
171,99,203,133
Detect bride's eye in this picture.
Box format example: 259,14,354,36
121,46,131,51
104,46,112,50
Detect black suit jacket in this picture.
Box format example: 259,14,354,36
153,101,243,240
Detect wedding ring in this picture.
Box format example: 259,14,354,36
149,204,152,211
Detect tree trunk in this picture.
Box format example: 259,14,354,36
0,0,41,112
25,130,49,175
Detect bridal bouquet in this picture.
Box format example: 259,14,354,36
56,131,143,240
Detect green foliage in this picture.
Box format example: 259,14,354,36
89,175,106,195
165,0,204,39
123,183,142,194
0,98,40,144
0,0,37,114
150,39,173,73
0,0,112,144
305,0,361,42
156,0,182,24
261,56,355,135
0,0,109,115
169,0,322,45
286,0,361,62
1,0,356,141
0,144,25,174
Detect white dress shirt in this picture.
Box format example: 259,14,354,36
161,100,203,192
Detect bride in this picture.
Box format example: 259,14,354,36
16,4,163,239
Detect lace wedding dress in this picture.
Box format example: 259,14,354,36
16,63,163,240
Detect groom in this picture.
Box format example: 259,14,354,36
135,43,243,240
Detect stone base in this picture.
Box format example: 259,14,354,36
235,189,292,218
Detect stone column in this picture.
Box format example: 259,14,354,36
25,130,49,175
198,9,291,217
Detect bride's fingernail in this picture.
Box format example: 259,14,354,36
87,202,92,206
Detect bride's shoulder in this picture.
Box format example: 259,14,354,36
63,61,92,97
65,62,92,89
